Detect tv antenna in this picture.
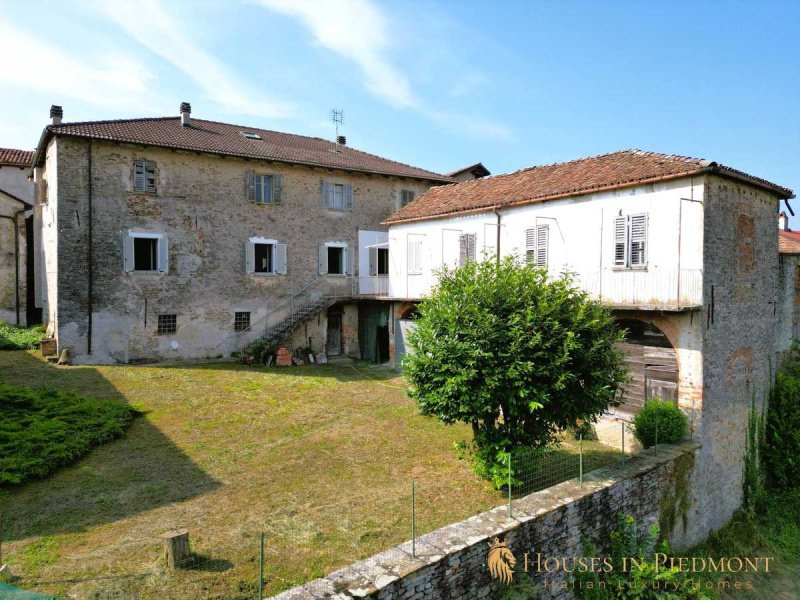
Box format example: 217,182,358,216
331,109,344,138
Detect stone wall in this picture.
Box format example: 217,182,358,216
0,194,28,324
270,443,698,600
44,137,437,363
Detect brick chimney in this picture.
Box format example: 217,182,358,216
50,105,63,125
180,102,191,127
336,135,346,146
779,211,790,231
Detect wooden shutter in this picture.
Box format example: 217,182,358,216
123,233,134,271
133,161,145,192
246,241,255,273
157,236,168,273
319,244,328,274
344,246,352,274
613,216,627,267
274,243,288,274
459,233,476,264
321,180,331,208
272,175,282,204
630,214,647,266
246,170,256,202
145,161,156,193
369,246,378,276
344,183,354,211
525,227,536,265
536,224,549,269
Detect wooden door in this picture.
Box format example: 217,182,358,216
327,313,343,356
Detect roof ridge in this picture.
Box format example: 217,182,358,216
50,116,178,129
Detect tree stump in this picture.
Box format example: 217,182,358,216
164,529,190,569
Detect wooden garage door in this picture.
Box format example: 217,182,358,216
616,329,678,415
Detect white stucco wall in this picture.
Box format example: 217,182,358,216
0,163,34,204
388,177,705,308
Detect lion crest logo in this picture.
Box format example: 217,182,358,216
487,537,516,585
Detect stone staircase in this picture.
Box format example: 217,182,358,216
240,275,355,358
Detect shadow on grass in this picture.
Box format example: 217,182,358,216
0,351,221,542
176,553,234,573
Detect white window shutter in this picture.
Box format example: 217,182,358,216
613,216,627,267
272,175,282,204
157,237,168,273
275,243,288,274
525,227,536,265
133,161,145,192
123,233,134,272
536,224,549,269
321,180,331,208
408,238,417,272
344,246,352,274
344,184,354,211
369,247,378,276
246,241,255,273
319,244,328,275
246,170,256,202
630,214,647,266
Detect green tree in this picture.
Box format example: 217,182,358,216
404,256,627,476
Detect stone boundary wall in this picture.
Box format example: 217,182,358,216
271,442,700,600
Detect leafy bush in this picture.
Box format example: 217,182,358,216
631,400,688,449
0,383,138,485
576,513,712,599
0,322,44,350
404,256,627,479
763,370,800,489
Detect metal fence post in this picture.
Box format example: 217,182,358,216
621,421,625,458
579,433,584,488
258,532,264,600
508,452,512,518
411,480,416,558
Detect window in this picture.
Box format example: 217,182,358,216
613,214,648,268
158,314,177,335
459,233,476,266
400,190,416,208
246,238,287,274
368,246,390,276
321,180,354,211
240,132,262,140
234,311,251,332
133,160,156,193
124,232,168,273
319,243,349,275
246,171,282,204
525,224,549,268
408,235,424,274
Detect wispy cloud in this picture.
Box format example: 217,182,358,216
94,0,295,119
0,19,157,112
257,0,416,109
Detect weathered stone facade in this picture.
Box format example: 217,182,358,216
0,160,34,325
37,136,437,363
270,443,698,600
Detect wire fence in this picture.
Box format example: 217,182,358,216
1,412,671,600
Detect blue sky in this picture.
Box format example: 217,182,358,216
1,0,797,218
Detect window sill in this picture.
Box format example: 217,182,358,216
325,273,349,277
611,266,649,272
250,272,284,277
128,270,166,275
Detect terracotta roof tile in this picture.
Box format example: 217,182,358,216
779,229,800,254
36,117,450,182
0,148,35,167
385,150,794,224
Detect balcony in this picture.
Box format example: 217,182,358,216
358,275,390,297
576,268,703,311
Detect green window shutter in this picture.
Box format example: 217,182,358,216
272,175,282,204
246,170,256,202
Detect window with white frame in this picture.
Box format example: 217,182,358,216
319,242,349,275
459,233,476,266
321,180,354,211
613,214,648,268
525,224,549,268
123,231,168,273
246,237,287,274
400,189,416,208
246,171,282,204
133,160,156,193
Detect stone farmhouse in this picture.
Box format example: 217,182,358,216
26,103,488,364
380,149,795,545
0,148,35,326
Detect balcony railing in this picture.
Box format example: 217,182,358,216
576,268,703,309
358,275,389,296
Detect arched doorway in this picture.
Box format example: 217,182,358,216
616,319,679,415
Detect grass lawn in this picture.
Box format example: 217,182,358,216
0,351,619,599
0,322,44,350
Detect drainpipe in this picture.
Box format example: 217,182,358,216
0,208,25,324
87,140,94,354
493,208,501,265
